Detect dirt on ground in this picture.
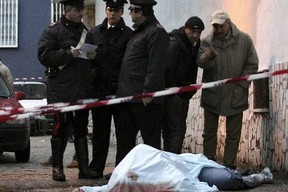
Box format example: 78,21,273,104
0,135,115,192
0,167,113,192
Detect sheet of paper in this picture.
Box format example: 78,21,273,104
78,43,98,59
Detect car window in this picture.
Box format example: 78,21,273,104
0,75,11,97
14,83,47,99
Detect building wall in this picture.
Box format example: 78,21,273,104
270,62,288,172
95,0,288,70
1,0,51,80
0,1,96,80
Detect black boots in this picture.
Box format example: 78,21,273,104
51,138,66,181
74,138,103,179
51,137,102,181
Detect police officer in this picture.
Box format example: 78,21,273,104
116,0,169,165
85,0,133,178
38,0,101,181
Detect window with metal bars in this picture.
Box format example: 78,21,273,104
51,1,64,23
0,0,18,48
50,1,95,30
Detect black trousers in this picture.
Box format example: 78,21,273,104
51,109,89,163
116,103,163,165
162,95,190,154
52,109,89,140
89,105,119,172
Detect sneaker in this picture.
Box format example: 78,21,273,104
67,160,78,168
260,167,273,183
242,167,273,187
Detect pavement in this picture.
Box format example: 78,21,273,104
1,135,288,191
0,136,114,191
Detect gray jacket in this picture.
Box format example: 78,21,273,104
197,23,259,116
0,60,14,88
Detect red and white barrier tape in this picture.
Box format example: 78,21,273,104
1,69,288,122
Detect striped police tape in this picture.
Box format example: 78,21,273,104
1,69,288,122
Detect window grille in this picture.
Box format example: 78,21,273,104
0,0,18,48
50,1,95,30
51,0,64,23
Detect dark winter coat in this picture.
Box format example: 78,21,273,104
85,18,133,99
197,23,259,116
38,16,92,104
166,27,199,100
116,15,169,104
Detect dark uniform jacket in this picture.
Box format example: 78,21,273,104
166,27,199,99
85,18,133,99
38,16,92,104
116,15,169,104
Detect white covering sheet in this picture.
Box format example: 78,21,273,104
80,144,224,192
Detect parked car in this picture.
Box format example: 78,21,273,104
0,73,31,162
13,81,54,136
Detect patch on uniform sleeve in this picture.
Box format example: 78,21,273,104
49,22,58,27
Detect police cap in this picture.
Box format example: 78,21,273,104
104,0,128,8
130,0,157,6
53,0,85,10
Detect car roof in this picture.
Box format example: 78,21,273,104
14,81,45,85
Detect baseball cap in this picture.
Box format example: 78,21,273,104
210,10,230,25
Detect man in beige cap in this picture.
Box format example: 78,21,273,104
197,10,259,169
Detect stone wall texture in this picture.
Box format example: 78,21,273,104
183,62,288,172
